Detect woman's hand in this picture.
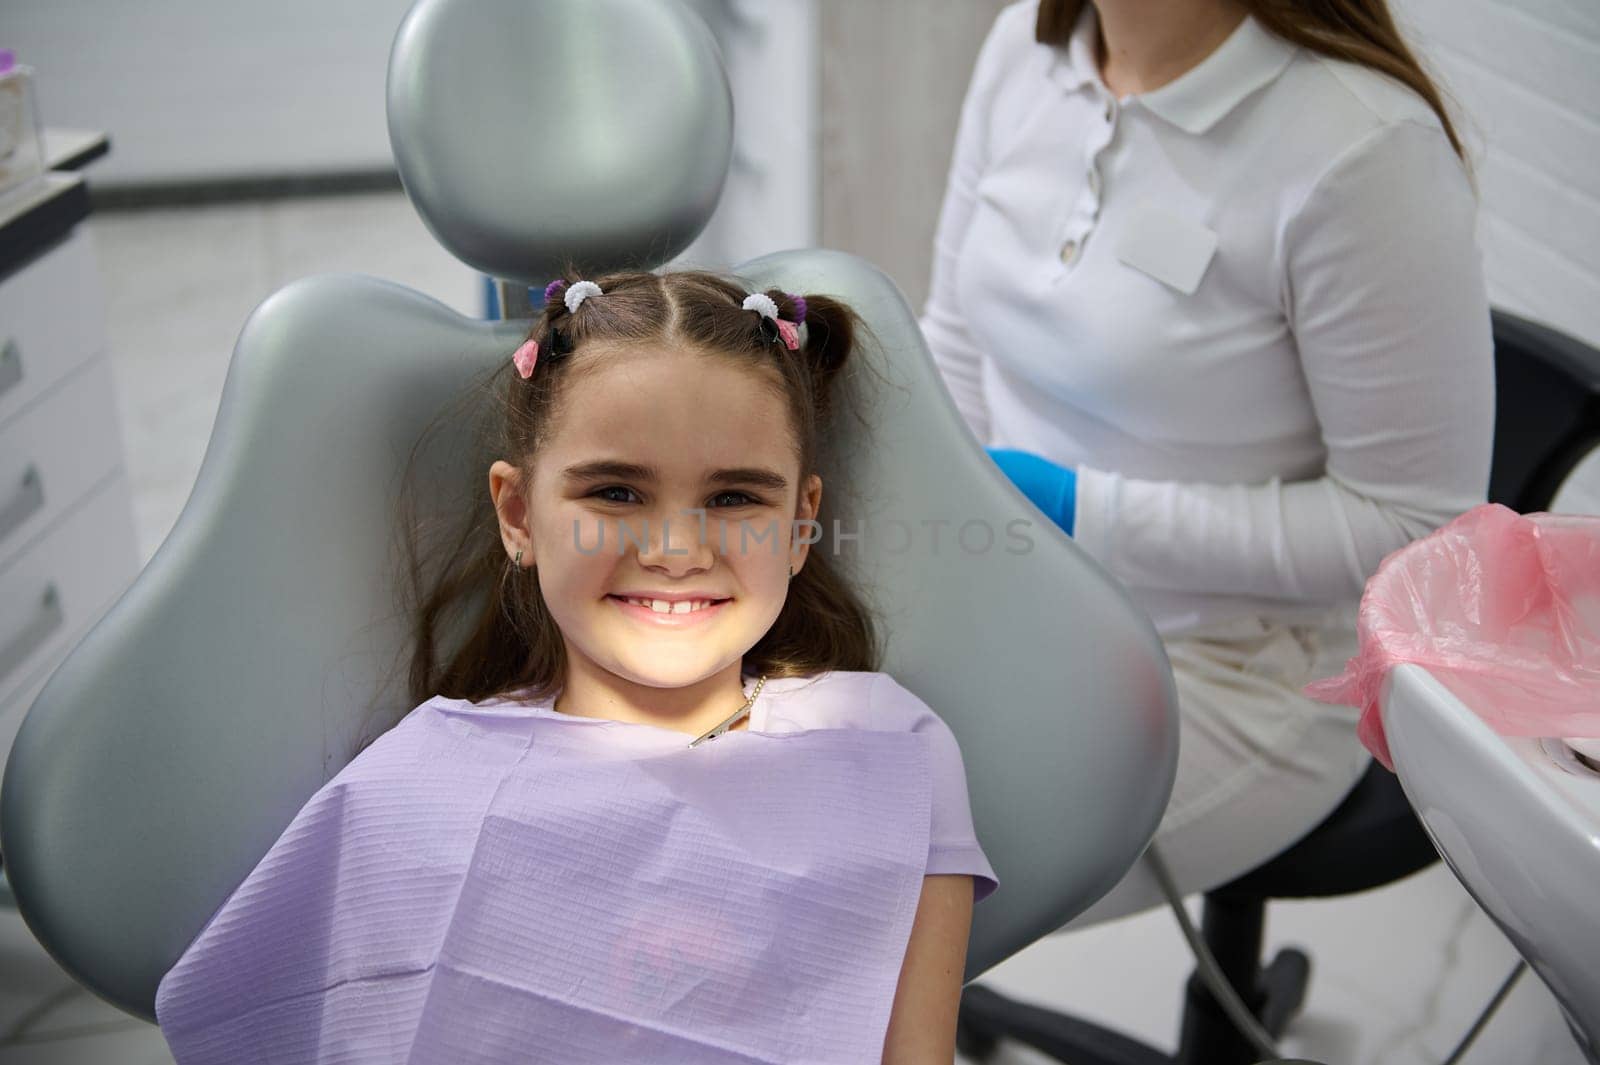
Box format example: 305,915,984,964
986,448,1077,536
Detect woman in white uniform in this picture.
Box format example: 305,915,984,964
921,0,1494,926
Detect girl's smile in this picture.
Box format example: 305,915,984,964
608,593,732,627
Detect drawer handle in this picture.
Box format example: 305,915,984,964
0,466,45,544
0,338,20,398
0,585,63,687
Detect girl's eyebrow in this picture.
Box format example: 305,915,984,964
562,460,788,492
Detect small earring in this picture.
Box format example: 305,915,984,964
514,549,523,568
788,564,794,580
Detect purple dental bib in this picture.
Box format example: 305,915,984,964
156,693,934,1063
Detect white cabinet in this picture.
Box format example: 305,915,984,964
0,219,139,777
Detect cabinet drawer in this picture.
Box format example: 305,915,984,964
0,227,107,430
0,473,139,709
0,354,124,572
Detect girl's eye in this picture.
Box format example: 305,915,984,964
587,487,762,507
591,485,639,504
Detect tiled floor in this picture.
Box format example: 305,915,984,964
0,193,1588,1063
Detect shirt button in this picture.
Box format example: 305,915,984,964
1059,239,1078,265
1104,101,1114,122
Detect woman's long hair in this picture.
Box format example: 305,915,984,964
387,269,879,734
1036,0,1470,173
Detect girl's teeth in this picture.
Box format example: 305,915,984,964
628,598,711,614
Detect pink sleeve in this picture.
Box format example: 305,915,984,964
872,674,1000,903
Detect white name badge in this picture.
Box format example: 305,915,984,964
1115,206,1219,295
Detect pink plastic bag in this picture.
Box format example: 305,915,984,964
1305,503,1600,771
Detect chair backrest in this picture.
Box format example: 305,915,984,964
1488,309,1600,512
0,0,1178,1022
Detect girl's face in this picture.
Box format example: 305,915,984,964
493,343,821,697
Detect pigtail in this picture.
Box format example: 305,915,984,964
767,288,862,427
779,291,854,383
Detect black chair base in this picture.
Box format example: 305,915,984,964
1171,947,1311,1065
958,983,1171,1065
958,945,1309,1065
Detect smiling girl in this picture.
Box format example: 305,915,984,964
154,269,998,1065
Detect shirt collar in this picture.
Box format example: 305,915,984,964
1048,3,1298,135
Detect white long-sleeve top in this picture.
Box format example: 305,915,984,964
920,0,1495,637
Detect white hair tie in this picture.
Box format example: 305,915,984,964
742,293,779,320
565,280,602,313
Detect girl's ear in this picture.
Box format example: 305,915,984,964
489,460,535,566
799,473,822,522
792,473,823,574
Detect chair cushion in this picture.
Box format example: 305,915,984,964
2,253,1183,1021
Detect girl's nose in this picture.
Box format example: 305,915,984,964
635,511,715,574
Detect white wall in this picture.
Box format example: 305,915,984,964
816,1,1012,311
7,0,410,184
673,0,819,268
1392,0,1600,347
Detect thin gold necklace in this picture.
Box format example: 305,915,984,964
687,674,767,749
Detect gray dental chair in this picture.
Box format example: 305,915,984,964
0,0,1180,1049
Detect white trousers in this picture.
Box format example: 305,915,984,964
1058,604,1372,932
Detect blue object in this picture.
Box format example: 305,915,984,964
481,276,544,319
987,448,1077,536
482,274,499,319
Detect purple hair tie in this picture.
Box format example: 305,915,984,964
789,293,807,322
544,279,568,304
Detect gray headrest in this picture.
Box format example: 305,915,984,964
388,0,734,282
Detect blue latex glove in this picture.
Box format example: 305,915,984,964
986,448,1077,536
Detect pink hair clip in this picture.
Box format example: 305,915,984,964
512,338,539,379
742,292,801,351
775,319,800,351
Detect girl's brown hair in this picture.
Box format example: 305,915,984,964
1036,0,1469,173
393,269,879,719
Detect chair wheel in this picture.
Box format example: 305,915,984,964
1258,947,1312,1038
955,1011,1000,1061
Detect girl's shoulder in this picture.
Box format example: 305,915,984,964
759,670,940,735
